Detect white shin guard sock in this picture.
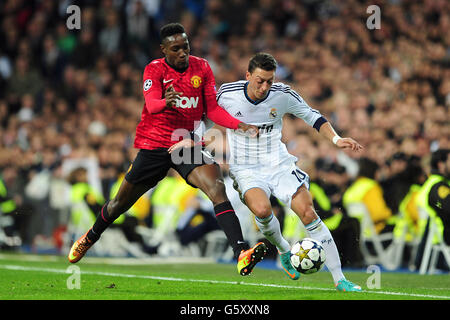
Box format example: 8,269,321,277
305,218,345,284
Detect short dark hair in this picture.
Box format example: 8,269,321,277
358,157,378,179
431,148,449,173
160,23,186,43
248,52,278,73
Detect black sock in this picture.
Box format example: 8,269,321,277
87,201,112,243
214,201,249,258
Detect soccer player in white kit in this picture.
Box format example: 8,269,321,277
216,53,363,292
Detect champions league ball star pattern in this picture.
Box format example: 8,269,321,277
290,238,326,274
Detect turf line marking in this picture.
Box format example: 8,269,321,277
1,264,449,300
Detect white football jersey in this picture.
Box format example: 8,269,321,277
216,80,325,169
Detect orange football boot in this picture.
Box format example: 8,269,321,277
237,242,268,276
68,229,94,263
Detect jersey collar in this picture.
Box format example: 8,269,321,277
244,82,270,105
164,57,189,73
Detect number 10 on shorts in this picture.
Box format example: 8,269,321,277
291,169,307,185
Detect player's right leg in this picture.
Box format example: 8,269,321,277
68,179,150,263
244,188,300,280
68,149,170,263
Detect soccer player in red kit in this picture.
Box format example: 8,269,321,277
68,23,267,276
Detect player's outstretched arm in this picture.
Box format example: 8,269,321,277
167,121,259,154
205,97,259,137
319,122,363,152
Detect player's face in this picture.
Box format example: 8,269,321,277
161,33,190,69
246,68,275,101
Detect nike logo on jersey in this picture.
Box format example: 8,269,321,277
163,79,174,84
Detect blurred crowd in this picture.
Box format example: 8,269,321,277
0,0,449,269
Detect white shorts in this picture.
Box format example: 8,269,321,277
229,161,310,209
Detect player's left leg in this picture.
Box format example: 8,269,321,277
243,187,299,280
291,186,361,291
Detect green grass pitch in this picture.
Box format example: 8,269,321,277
0,252,449,303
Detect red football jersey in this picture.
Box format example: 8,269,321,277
135,55,231,150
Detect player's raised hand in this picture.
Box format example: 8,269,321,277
335,137,363,152
237,123,259,138
165,85,183,107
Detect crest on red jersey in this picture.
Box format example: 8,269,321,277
190,75,202,88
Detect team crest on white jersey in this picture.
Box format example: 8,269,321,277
269,108,277,119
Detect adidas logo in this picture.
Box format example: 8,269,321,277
235,111,243,117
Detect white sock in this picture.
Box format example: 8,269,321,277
305,218,345,285
255,213,291,254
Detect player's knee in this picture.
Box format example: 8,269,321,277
205,179,227,204
251,203,272,219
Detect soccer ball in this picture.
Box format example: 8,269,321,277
290,238,326,274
